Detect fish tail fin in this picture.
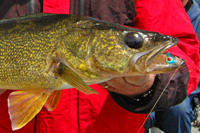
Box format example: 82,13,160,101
45,90,62,111
8,89,52,130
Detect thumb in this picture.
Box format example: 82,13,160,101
124,74,155,86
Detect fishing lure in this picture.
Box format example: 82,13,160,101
166,52,177,64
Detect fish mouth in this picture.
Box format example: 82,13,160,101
133,37,185,74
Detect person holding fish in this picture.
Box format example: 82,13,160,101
0,0,199,133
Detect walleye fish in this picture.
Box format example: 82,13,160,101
0,13,184,130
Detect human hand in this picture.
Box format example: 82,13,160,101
99,74,155,96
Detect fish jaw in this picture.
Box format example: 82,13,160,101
145,53,185,74
131,36,185,74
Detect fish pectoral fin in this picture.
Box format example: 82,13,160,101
0,89,6,95
45,90,62,111
57,63,98,94
8,89,52,130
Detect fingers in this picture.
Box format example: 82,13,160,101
99,77,147,96
124,74,156,86
99,74,156,96
124,75,150,86
99,82,117,92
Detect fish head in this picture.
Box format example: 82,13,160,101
90,24,184,76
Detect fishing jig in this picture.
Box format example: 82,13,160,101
166,52,177,64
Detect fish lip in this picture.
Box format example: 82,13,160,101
134,37,180,73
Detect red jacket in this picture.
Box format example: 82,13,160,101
0,0,199,133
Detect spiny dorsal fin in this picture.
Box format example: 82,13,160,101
45,90,62,111
8,89,52,130
57,63,98,94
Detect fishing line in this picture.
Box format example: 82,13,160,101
136,58,182,133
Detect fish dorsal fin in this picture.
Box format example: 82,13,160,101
57,63,98,94
0,89,6,95
8,89,52,130
45,90,62,111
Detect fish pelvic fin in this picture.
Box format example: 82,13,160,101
0,89,6,95
45,90,62,111
8,89,52,130
57,63,98,94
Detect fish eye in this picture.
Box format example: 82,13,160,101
124,33,143,49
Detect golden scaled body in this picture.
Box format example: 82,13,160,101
0,14,103,90
0,14,133,90
0,14,66,90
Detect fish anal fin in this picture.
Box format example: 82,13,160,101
0,89,6,95
45,90,62,111
57,63,98,94
8,89,52,130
